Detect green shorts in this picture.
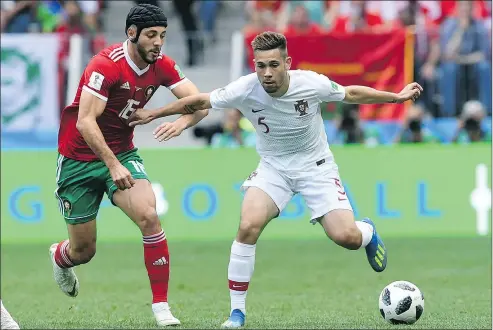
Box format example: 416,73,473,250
55,148,149,224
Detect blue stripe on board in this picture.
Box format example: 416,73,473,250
1,131,58,150
1,147,57,152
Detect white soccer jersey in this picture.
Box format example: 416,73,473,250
209,70,345,169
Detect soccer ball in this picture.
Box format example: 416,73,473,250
378,280,425,325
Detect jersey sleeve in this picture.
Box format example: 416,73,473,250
158,56,188,90
81,56,119,102
209,77,248,110
310,72,346,102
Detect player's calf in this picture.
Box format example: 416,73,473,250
327,225,363,250
49,220,97,297
129,204,172,305
221,228,258,329
141,224,181,326
113,179,180,326
221,186,278,327
222,240,255,329
319,209,365,250
68,242,97,265
132,208,172,304
319,210,387,272
53,239,96,268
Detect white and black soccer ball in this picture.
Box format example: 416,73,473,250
378,280,425,325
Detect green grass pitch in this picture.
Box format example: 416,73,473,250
1,237,491,329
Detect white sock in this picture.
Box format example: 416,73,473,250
228,240,256,315
355,221,373,248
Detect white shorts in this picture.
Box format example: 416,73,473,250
241,158,353,223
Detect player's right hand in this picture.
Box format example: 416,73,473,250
109,163,135,190
396,82,423,103
127,108,154,127
153,121,186,142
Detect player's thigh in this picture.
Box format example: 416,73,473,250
111,179,158,235
241,162,293,218
241,187,280,228
107,150,156,230
55,153,106,227
239,163,293,237
297,165,354,230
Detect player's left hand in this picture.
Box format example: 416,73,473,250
127,108,154,127
396,82,423,103
153,121,186,142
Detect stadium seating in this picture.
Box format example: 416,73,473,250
324,117,492,145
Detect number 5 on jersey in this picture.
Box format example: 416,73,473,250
258,116,269,134
119,99,140,120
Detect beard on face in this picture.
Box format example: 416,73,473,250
136,41,159,64
262,83,278,93
262,74,285,94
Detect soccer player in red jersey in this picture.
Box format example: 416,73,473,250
49,4,208,326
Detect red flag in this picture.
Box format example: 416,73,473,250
245,28,414,121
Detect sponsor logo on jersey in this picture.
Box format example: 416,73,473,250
145,85,156,101
120,81,130,90
331,81,340,91
88,71,104,91
294,99,308,116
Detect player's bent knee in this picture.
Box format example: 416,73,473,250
237,219,263,244
71,243,96,264
136,207,161,236
330,226,362,250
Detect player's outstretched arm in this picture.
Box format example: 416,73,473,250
128,93,212,127
169,81,210,131
343,82,423,104
78,90,135,190
151,93,213,142
139,82,211,142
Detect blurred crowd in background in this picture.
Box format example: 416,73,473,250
240,0,492,147
2,0,491,148
1,0,106,110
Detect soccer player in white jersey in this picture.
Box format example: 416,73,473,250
128,31,423,328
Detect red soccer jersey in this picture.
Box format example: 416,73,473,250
58,40,187,161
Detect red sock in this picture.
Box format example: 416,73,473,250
54,240,75,268
143,230,169,303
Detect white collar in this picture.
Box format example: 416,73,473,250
123,39,149,76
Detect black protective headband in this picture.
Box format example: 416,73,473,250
125,4,168,43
